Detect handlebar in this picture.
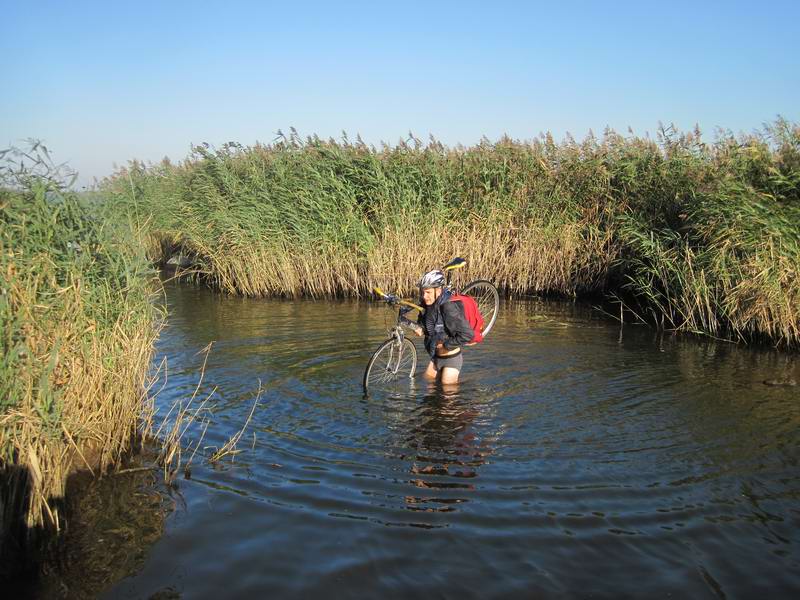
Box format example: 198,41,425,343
372,287,423,312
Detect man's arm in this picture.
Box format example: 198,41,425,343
401,315,423,336
440,301,474,349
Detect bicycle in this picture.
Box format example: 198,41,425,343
363,257,499,393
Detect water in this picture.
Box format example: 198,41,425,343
100,279,799,598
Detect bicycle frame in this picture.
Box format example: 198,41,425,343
363,292,421,392
372,286,423,340
365,257,498,392
388,305,414,344
374,257,466,316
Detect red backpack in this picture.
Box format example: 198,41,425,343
450,294,485,345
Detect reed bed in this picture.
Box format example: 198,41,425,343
0,152,159,542
102,121,800,348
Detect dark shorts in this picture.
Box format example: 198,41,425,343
432,352,463,372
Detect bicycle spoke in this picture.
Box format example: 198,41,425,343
475,289,491,312
462,280,499,337
469,287,490,316
364,338,417,392
394,347,414,374
369,343,399,385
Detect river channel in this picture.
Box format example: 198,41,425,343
90,278,800,598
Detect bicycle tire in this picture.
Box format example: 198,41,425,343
461,279,500,337
363,337,417,393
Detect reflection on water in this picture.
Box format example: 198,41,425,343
14,450,174,599
402,389,489,517
87,279,800,598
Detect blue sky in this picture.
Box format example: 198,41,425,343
2,0,798,186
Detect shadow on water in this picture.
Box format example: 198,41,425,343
18,277,800,598
2,447,174,599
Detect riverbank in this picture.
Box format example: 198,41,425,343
0,159,158,570
103,120,799,348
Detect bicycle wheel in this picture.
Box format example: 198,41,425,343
461,279,500,337
363,337,417,393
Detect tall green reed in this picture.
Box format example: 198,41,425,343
102,119,800,348
1,144,159,534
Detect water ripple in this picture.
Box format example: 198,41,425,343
106,284,800,599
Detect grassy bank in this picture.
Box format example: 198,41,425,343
1,150,158,544
103,121,799,348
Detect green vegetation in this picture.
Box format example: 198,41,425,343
2,119,797,535
104,120,799,348
0,145,158,533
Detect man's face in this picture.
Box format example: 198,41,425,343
422,287,441,306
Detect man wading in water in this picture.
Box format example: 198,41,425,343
406,269,475,384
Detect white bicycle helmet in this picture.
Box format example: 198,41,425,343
419,269,446,289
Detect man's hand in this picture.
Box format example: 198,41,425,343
401,317,424,337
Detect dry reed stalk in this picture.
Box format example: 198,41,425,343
151,343,216,482
0,280,158,530
143,342,261,482
208,384,261,462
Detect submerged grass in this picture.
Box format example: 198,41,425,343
104,120,799,348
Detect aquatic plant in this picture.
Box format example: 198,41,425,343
0,144,159,539
102,120,800,348
616,121,800,346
